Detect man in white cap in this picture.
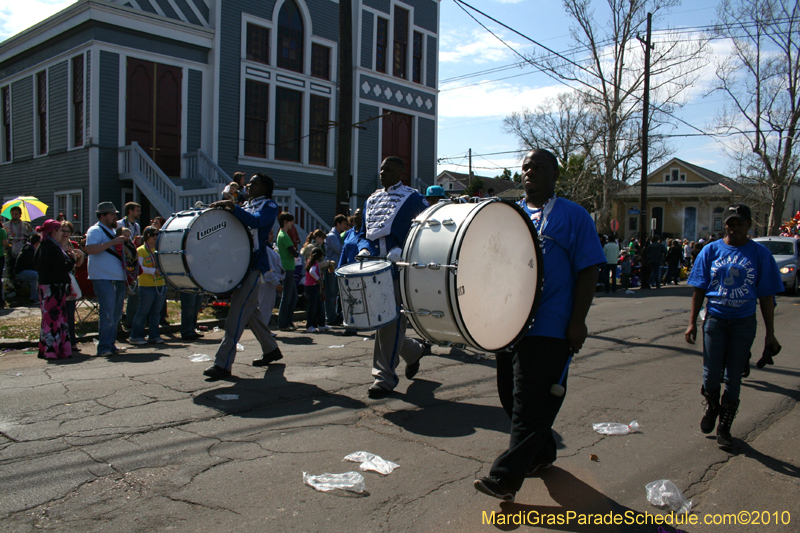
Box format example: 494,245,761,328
84,202,129,356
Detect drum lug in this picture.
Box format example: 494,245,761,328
427,262,457,271
426,219,441,227
404,309,431,316
442,219,455,226
431,311,445,318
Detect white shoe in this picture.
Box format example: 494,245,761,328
128,338,147,345
307,327,318,333
320,325,331,331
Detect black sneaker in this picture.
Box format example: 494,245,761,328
203,365,231,380
405,342,432,379
474,476,515,502
253,348,283,367
367,384,392,399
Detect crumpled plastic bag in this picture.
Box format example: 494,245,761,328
344,451,400,475
593,420,640,435
236,343,244,352
303,471,365,493
645,479,692,515
190,354,211,362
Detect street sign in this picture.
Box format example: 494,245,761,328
628,209,641,215
610,219,620,232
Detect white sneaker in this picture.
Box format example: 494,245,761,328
128,338,147,345
320,325,332,331
307,327,318,333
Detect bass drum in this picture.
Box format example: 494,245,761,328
156,208,253,294
400,199,542,352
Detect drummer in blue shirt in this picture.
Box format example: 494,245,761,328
202,173,281,380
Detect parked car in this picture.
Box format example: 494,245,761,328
753,236,799,294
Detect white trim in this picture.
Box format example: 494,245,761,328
241,14,274,68
89,46,99,146
165,0,190,24
96,41,208,70
118,55,126,149
53,189,84,233
211,0,221,160
237,155,335,176
272,0,314,77
182,0,209,27
355,66,439,95
147,0,167,18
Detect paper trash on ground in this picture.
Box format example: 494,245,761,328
344,451,400,475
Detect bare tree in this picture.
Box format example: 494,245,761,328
519,0,706,230
710,0,800,235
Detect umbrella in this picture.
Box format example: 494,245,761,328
1,196,49,222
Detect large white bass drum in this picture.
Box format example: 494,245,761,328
399,199,542,352
156,208,253,294
335,259,397,331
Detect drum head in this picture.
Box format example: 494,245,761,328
183,210,252,293
454,202,540,351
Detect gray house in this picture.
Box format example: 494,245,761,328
0,0,439,234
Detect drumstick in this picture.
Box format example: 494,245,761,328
550,354,573,397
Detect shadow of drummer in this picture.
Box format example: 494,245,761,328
194,363,366,418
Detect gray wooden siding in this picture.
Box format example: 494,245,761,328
48,61,69,153
186,69,202,153
0,150,90,230
93,25,209,64
410,0,437,33
363,0,390,15
361,11,374,70
98,51,121,207
357,103,381,199
0,26,93,80
10,77,33,161
359,74,435,115
417,116,435,184
426,35,436,89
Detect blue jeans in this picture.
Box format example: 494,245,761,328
92,280,126,354
180,291,202,337
703,314,757,402
132,286,167,340
648,262,662,288
278,271,298,328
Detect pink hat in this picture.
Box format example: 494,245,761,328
37,219,62,237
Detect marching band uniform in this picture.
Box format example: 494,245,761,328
208,195,279,376
357,181,430,395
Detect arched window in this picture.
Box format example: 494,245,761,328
278,0,304,73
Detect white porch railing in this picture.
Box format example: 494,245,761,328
183,149,231,187
119,142,223,216
273,188,329,238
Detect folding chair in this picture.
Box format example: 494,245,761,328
74,262,99,325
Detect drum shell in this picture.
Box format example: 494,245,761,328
336,260,397,331
400,200,542,352
156,208,253,294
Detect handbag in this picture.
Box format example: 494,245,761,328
67,272,82,301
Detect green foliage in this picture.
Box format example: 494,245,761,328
464,178,485,197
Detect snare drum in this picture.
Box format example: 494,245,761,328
156,208,253,294
399,199,542,352
336,260,397,330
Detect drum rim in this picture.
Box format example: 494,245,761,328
155,208,254,294
449,199,543,352
335,259,393,278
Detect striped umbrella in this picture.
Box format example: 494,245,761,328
1,196,49,222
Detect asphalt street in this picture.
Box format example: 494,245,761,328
0,285,798,532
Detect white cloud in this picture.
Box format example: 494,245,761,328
439,79,569,118
0,0,78,42
440,29,525,64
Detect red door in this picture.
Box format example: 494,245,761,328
382,111,413,186
126,58,183,177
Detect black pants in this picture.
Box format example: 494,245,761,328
492,336,571,491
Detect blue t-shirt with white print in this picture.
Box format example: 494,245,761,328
688,239,783,319
518,197,606,338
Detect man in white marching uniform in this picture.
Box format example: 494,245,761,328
357,157,431,398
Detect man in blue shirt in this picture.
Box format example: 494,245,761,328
85,202,129,357
474,149,606,502
337,208,363,337
685,203,782,450
357,157,431,398
202,173,281,380
324,214,348,326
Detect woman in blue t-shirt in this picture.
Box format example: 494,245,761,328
685,203,783,451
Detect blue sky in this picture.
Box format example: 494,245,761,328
1,0,732,181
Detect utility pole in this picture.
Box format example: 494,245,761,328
637,13,653,240
335,0,353,215
468,148,473,186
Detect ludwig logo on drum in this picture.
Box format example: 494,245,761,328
196,221,227,240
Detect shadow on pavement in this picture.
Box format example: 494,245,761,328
382,379,509,437
732,440,800,479
194,364,365,417
488,468,685,532
107,351,170,363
